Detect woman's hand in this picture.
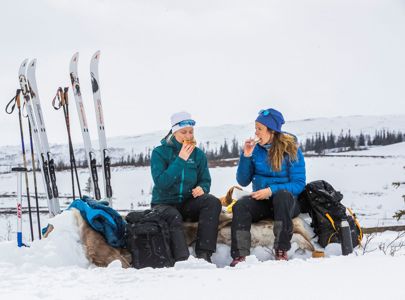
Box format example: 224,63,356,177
251,187,272,200
179,143,195,161
192,186,204,198
243,138,256,157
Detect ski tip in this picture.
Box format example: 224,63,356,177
70,52,79,64
28,59,37,68
92,50,101,61
18,59,29,74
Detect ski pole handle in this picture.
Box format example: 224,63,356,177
59,87,66,106
52,87,63,110
5,89,21,114
63,87,69,106
15,89,22,109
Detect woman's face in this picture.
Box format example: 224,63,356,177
255,122,274,145
173,127,194,144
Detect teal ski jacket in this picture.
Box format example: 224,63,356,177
151,137,211,204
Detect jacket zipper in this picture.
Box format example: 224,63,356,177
179,169,185,203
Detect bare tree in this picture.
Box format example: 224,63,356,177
361,233,378,255
393,181,405,220
378,231,405,256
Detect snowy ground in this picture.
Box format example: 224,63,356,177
0,210,405,300
1,148,404,240
0,143,404,299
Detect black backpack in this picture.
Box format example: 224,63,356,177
298,180,363,248
125,209,175,269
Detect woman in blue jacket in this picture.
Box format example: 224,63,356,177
230,108,306,266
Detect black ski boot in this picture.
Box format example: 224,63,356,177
196,251,212,263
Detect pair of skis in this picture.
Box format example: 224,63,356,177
70,51,112,206
18,60,61,217
15,52,112,217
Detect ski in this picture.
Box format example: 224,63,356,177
18,59,60,217
90,51,112,206
69,52,101,200
26,59,61,215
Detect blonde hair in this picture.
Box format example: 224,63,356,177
268,132,298,172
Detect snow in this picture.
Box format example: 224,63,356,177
1,0,405,295
0,116,405,299
0,211,405,300
2,143,404,240
333,142,405,157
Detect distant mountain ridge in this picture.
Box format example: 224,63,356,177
1,114,405,168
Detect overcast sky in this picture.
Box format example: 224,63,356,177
1,0,404,147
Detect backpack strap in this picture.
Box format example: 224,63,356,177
325,213,337,231
327,232,338,245
325,212,338,245
347,207,363,244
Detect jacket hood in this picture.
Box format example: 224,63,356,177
160,136,182,150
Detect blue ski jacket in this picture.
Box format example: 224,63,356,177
68,196,126,248
236,143,306,197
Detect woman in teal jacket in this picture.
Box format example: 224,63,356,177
230,108,306,266
151,111,221,263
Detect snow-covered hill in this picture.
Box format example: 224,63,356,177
332,141,405,157
1,114,404,169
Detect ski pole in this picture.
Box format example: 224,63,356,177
27,119,42,239
6,90,34,241
52,87,82,200
63,87,82,199
12,167,26,247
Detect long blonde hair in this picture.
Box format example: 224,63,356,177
268,132,298,172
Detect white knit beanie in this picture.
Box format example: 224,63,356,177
170,111,195,133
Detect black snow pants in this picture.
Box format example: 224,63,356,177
152,193,221,261
231,190,301,258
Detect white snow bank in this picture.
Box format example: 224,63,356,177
0,210,89,269
0,249,404,300
1,209,405,300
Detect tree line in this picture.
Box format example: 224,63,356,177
303,130,405,154
54,129,404,169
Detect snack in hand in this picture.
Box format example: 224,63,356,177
183,139,197,146
250,136,260,146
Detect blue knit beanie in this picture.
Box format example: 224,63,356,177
255,108,285,133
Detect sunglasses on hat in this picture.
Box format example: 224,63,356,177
175,119,196,127
258,109,271,116
258,109,279,126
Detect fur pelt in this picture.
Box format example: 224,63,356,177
59,209,313,268
72,209,132,268
183,211,314,251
